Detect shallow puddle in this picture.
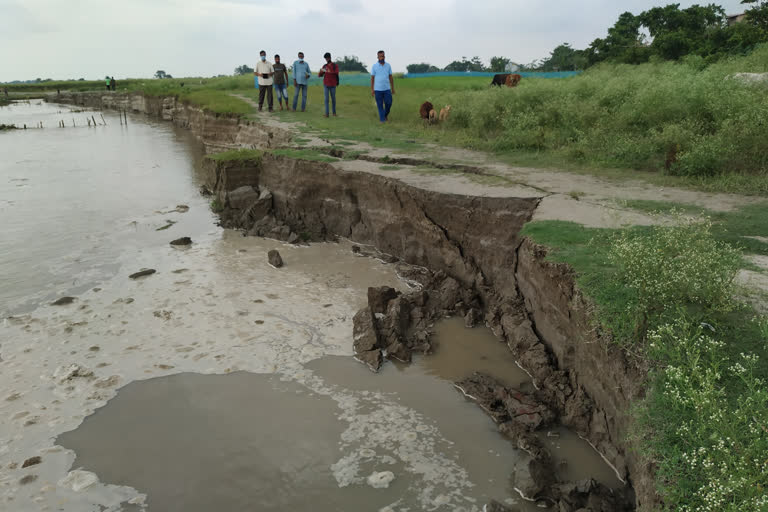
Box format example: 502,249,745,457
56,318,622,512
57,372,403,512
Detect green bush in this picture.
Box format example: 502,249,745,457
636,315,768,512
608,214,741,336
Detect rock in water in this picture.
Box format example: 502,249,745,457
170,237,192,246
267,250,283,268
129,269,156,279
51,296,76,306
21,456,42,468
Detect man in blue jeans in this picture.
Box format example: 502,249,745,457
292,51,311,112
370,50,394,123
318,52,339,117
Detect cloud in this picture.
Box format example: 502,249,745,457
0,0,751,81
329,0,364,14
0,1,54,36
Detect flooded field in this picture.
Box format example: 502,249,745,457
1,101,620,512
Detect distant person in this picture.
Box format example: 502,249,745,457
318,52,339,117
272,54,289,111
4,87,9,97
105,77,110,91
254,50,275,112
370,50,394,123
291,51,311,112
110,77,116,91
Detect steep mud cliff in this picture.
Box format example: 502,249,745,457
205,154,652,510
53,92,656,509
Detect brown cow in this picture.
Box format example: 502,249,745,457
490,73,522,88
505,74,522,87
419,101,434,119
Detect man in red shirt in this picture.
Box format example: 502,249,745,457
318,52,340,117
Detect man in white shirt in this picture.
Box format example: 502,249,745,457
254,50,275,112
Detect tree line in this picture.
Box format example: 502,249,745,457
233,55,368,76
405,1,768,73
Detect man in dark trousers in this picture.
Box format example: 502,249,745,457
318,52,339,117
254,50,275,112
370,50,394,123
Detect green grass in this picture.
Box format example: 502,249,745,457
205,148,263,163
379,165,403,171
620,199,768,256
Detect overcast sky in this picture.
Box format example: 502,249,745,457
0,0,747,82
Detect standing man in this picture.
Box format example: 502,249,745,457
254,50,275,112
272,54,290,111
318,52,339,117
370,50,394,123
292,52,311,112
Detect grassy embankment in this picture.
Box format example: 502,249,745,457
522,201,768,511
238,48,768,196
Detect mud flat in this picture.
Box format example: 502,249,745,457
51,92,657,509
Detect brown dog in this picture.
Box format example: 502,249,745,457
439,105,452,122
428,109,437,124
419,101,434,119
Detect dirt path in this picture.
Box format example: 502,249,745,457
232,94,758,230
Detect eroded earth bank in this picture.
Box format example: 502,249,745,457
49,92,654,510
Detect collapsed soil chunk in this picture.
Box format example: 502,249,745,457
170,237,192,246
267,250,283,268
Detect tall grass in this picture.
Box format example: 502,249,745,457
443,46,768,179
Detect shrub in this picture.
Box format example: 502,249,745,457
636,316,768,511
608,214,741,338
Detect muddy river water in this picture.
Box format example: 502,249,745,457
0,102,619,511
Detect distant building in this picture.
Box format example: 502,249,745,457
727,13,746,26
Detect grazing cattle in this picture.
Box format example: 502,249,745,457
439,105,452,122
419,101,434,119
490,73,522,88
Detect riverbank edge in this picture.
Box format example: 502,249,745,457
52,92,656,510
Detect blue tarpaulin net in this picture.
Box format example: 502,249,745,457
253,70,581,88
255,72,372,88
403,71,582,79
